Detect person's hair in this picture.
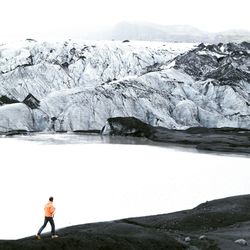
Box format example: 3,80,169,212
49,197,54,202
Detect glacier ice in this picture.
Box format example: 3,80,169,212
0,40,249,133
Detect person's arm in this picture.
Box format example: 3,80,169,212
50,205,56,217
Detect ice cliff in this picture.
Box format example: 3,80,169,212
0,40,249,132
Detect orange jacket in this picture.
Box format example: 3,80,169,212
44,201,55,217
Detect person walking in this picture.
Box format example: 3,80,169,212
36,197,59,239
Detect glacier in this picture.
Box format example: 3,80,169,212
0,39,249,133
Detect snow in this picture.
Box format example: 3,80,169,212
172,100,199,126
0,104,33,132
235,239,248,246
197,50,225,58
0,135,250,239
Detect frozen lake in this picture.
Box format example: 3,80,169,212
0,133,249,239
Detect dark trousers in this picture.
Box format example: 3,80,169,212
37,217,56,236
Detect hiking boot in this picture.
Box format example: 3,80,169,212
52,235,59,239
36,235,41,240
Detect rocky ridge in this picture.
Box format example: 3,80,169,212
83,21,250,43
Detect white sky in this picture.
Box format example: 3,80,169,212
0,0,250,41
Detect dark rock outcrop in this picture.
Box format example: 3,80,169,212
204,63,250,84
175,41,250,83
151,126,250,154
22,93,40,109
103,117,250,154
103,117,154,137
175,50,219,78
5,130,29,136
129,195,250,232
0,95,19,105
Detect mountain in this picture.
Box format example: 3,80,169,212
0,40,250,134
108,22,208,42
81,21,250,43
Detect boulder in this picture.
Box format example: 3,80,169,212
102,117,153,137
199,235,206,240
23,93,40,109
235,239,248,246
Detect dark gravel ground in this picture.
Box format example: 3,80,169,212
106,117,250,155
1,195,250,250
150,127,250,155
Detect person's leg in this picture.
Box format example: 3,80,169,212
37,217,49,236
48,217,56,235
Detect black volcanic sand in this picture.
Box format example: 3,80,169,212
151,127,250,155
106,117,250,155
2,195,250,250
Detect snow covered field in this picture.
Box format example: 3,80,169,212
0,134,249,239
